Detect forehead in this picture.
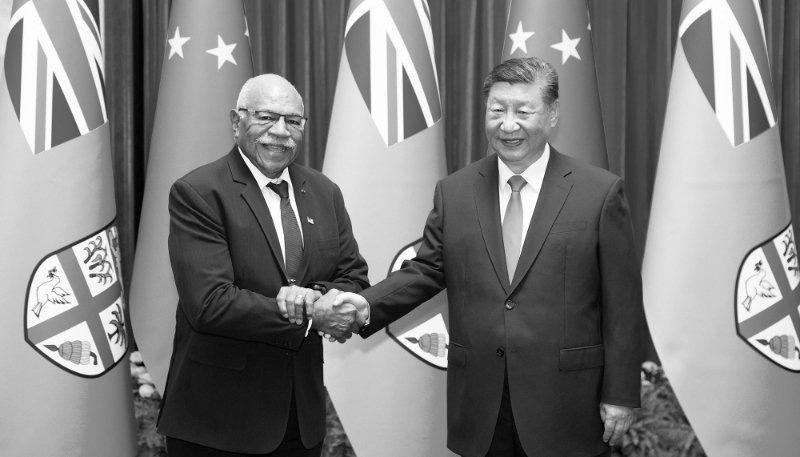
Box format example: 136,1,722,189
486,82,544,106
245,81,304,115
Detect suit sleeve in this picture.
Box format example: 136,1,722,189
305,183,370,294
168,178,307,347
359,180,447,337
598,178,644,407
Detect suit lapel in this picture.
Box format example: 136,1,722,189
289,165,316,285
509,150,572,293
227,147,287,277
474,155,510,293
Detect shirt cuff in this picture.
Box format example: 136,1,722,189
305,319,313,337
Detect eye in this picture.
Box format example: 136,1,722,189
286,118,303,127
260,113,280,122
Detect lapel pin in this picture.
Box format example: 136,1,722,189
301,189,306,194
307,216,314,225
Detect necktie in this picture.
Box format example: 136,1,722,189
267,181,303,283
503,175,527,282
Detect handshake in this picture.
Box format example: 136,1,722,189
276,286,369,343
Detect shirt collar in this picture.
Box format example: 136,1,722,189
239,147,293,190
497,143,550,193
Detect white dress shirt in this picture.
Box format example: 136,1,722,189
239,149,304,261
240,149,314,335
498,143,550,255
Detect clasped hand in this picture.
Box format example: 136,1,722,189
275,286,362,343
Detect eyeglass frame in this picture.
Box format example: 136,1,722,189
236,108,307,130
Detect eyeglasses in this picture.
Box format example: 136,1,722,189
237,109,307,131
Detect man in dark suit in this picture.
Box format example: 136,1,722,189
334,57,643,456
157,74,369,456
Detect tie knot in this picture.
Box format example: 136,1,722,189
267,181,290,199
508,175,527,192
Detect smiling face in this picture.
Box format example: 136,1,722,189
485,81,559,174
230,75,305,179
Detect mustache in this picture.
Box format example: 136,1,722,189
256,135,297,150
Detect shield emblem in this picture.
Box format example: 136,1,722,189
385,239,450,370
735,223,800,371
24,221,128,377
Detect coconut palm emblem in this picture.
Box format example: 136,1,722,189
735,224,800,372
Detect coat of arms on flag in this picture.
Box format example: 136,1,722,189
24,221,127,377
385,239,450,369
736,224,800,371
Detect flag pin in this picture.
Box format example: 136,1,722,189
307,217,314,225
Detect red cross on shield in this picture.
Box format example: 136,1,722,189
735,224,800,372
24,221,128,377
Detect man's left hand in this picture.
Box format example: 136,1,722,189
599,403,636,447
276,285,321,325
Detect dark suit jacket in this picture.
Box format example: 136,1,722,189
360,149,643,457
157,147,369,454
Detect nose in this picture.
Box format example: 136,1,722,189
500,114,520,133
268,116,291,138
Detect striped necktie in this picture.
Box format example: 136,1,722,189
267,181,303,283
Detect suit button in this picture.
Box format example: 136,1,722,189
504,301,515,310
496,347,505,357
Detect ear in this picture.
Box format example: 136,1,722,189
549,99,560,128
230,109,241,136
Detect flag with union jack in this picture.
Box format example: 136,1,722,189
323,0,452,455
3,0,106,155
679,0,777,146
0,0,136,455
643,0,800,455
344,0,441,147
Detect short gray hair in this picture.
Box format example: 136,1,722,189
235,74,305,111
482,57,559,107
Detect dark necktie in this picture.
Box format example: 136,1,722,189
267,181,303,283
503,175,527,282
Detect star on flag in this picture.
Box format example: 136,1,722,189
206,35,237,69
168,27,191,59
508,21,534,55
550,29,581,64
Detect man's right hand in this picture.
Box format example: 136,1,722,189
310,290,358,342
276,285,321,325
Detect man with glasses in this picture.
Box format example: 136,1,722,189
157,74,369,456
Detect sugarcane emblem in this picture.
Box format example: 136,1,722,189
757,335,799,360
108,227,124,291
31,267,70,317
84,236,113,284
406,332,448,357
782,231,798,277
107,303,126,348
44,340,97,365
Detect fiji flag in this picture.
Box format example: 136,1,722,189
4,0,106,154
322,0,453,455
643,0,800,455
0,0,136,455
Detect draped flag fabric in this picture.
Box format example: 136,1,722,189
322,0,453,455
0,0,136,455
501,0,608,169
643,0,800,455
128,0,253,394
